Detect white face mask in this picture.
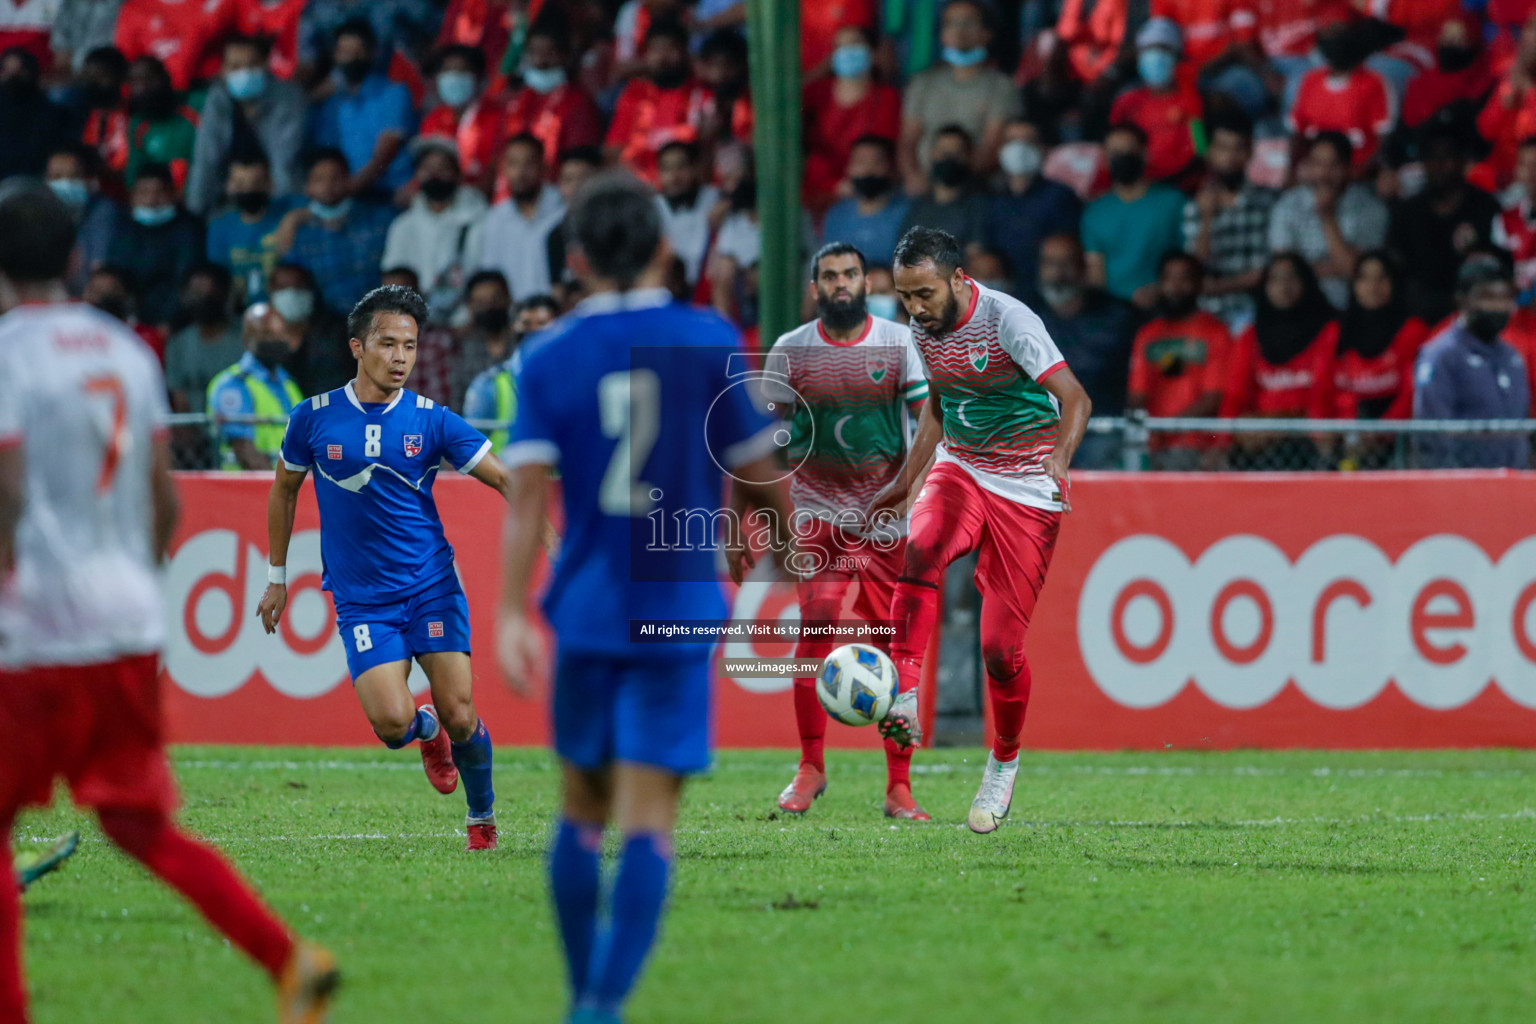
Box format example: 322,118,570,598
867,293,900,321
999,139,1043,178
270,287,315,323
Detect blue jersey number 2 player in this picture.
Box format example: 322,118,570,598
497,176,792,1024
257,286,516,852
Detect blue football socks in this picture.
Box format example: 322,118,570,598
550,818,604,996
378,706,438,750
450,719,495,818
584,832,672,1015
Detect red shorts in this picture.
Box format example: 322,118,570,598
0,654,178,816
794,517,906,638
907,461,1061,632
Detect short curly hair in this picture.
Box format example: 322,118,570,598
348,284,429,343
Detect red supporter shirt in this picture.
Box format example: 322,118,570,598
1364,0,1460,51
1333,318,1429,420
0,0,55,68
437,0,515,82
604,77,714,184
1401,59,1495,129
115,0,236,90
503,83,604,178
420,98,508,183
233,0,303,79
1056,0,1129,84
1496,200,1536,299
1109,83,1202,183
1220,321,1339,418
1501,306,1536,400
801,78,901,204
1129,311,1231,447
1255,0,1350,59
1477,82,1536,186
1151,0,1255,67
801,0,875,72
1288,66,1395,169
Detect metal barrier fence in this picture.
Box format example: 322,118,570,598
168,412,1536,473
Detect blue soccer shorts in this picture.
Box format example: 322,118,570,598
333,574,472,681
552,653,714,776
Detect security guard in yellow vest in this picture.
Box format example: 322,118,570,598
461,352,519,454
207,303,304,470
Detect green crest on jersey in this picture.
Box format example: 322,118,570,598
866,349,887,382
968,339,988,372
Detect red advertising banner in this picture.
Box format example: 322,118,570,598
161,471,1536,750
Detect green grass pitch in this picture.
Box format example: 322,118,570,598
12,746,1536,1023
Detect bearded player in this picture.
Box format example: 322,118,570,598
868,227,1091,835
730,242,932,820
0,182,336,1022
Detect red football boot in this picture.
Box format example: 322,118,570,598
466,816,498,852
883,783,931,821
776,764,827,814
418,705,459,795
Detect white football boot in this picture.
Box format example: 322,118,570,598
968,752,1020,834
877,688,922,748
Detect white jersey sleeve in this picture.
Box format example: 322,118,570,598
996,300,1067,383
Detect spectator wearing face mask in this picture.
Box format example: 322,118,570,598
1083,122,1188,311
898,124,987,249
296,0,440,83
1109,19,1204,185
502,23,601,182
985,118,1081,295
1127,252,1231,468
605,18,714,184
898,0,1020,193
106,161,204,329
821,136,910,274
68,45,130,176
207,301,305,471
1401,14,1494,130
418,44,504,190
306,19,416,199
1268,132,1389,309
0,47,72,180
277,147,396,316
163,262,245,416
205,152,302,304
44,143,119,296
1184,110,1278,332
864,263,902,323
803,25,901,211
1413,254,1531,469
266,261,349,396
83,263,166,361
186,34,306,216
381,139,489,323
123,55,198,188
231,0,305,80
450,270,516,413
1028,231,1136,468
114,0,236,91
477,133,566,300
1287,17,1395,172
1152,0,1268,120
461,292,560,452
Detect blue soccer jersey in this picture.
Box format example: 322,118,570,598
507,289,775,661
280,382,492,606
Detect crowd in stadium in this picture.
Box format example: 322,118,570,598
1,0,1533,470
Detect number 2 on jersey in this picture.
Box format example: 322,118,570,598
83,375,126,493
598,369,660,516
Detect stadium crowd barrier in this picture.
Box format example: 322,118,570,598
161,449,1536,750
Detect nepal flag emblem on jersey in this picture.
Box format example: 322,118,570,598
403,434,423,458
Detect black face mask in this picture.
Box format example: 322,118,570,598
83,81,120,109
664,185,700,210
930,157,969,188
420,177,458,202
338,58,372,85
651,65,689,90
184,295,226,326
0,76,38,99
92,294,132,322
231,190,269,215
1465,309,1510,342
128,87,177,119
1217,168,1247,192
850,174,891,200
473,307,511,334
1438,45,1478,73
1108,152,1145,185
253,338,290,368
1317,33,1360,73
729,177,756,211
1160,294,1199,320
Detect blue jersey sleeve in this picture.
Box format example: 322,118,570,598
280,399,313,470
212,377,257,441
439,407,492,473
506,353,560,469
708,350,776,469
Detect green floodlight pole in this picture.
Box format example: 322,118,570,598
745,0,802,350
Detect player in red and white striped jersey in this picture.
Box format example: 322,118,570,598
0,182,335,1024
869,227,1092,835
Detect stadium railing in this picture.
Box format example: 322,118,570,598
166,412,1536,473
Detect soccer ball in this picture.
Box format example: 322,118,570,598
816,644,898,726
